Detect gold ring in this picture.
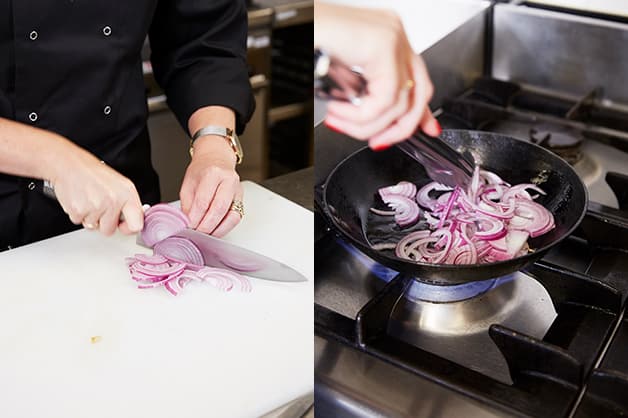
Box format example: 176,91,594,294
404,79,415,90
230,200,244,218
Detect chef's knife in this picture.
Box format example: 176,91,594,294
138,229,308,282
40,182,307,282
314,49,475,188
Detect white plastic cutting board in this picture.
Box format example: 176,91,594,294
0,181,313,418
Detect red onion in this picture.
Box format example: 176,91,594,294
141,204,190,247
416,182,450,210
126,254,252,295
379,194,421,227
375,167,555,265
154,236,205,266
369,208,395,216
379,181,417,200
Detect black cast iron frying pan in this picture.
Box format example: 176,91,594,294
321,130,588,285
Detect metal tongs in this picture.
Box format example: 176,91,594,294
398,131,474,189
315,49,475,188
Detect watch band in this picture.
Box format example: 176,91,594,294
190,126,243,164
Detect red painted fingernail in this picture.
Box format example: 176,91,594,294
372,143,391,152
435,119,443,135
325,119,342,134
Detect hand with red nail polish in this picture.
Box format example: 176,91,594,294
316,1,439,150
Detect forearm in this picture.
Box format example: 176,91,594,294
0,117,87,181
315,2,404,60
187,105,237,165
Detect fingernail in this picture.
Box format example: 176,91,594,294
325,119,342,134
371,143,391,152
435,119,443,135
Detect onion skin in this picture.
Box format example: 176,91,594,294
377,167,555,265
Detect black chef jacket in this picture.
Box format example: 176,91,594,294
0,0,255,250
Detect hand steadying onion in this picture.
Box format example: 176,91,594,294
128,204,252,295
373,169,555,265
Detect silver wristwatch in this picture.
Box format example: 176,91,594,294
190,126,243,164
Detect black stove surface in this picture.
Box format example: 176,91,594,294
314,85,628,415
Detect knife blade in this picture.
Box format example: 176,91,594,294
139,229,308,283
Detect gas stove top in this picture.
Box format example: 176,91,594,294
315,67,628,418
315,122,628,416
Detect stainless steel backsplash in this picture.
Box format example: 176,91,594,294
422,8,487,109
493,4,628,105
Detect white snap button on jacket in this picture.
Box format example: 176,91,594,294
28,112,38,122
29,31,38,41
103,105,112,115
103,26,112,36
27,182,36,191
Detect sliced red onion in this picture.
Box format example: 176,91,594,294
480,170,508,186
378,181,417,199
502,184,546,202
381,194,421,227
469,165,481,201
374,166,555,265
131,261,185,277
474,217,506,240
513,199,554,237
369,208,396,216
437,188,460,228
505,230,530,256
416,182,451,210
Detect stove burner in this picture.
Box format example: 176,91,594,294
405,279,498,303
388,271,556,384
337,238,502,302
529,123,584,164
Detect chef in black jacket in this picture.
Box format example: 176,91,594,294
0,0,254,250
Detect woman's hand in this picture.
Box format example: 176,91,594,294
315,3,441,149
179,135,242,237
181,106,243,237
49,146,144,236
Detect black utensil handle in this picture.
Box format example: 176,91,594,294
414,131,475,176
